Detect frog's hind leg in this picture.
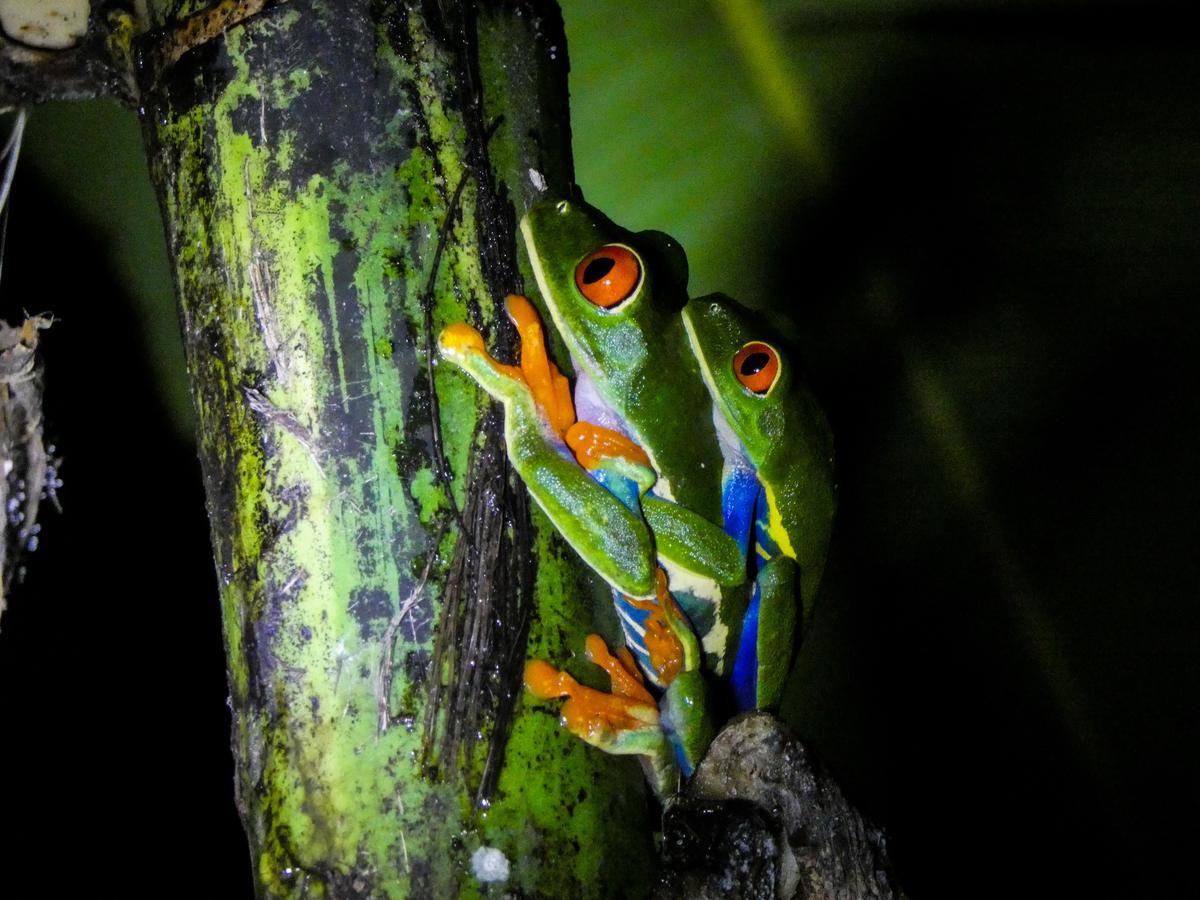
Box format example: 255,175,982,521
525,636,679,797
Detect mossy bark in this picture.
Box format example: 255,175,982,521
134,1,655,896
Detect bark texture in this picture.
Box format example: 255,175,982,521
130,1,654,896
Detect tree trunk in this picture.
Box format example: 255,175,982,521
129,1,653,896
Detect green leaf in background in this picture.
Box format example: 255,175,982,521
21,101,187,427
562,0,829,304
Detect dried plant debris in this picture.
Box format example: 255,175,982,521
419,416,535,804
0,313,54,623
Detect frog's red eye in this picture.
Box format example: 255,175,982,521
733,342,780,395
575,245,642,309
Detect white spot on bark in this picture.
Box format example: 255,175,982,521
471,846,510,883
0,0,89,50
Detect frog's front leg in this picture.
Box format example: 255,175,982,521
503,293,576,438
563,423,746,587
641,496,747,587
438,317,657,598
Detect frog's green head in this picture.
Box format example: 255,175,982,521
520,198,690,390
685,295,836,619
681,295,818,455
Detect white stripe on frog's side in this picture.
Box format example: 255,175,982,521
571,369,625,434
684,303,759,501
616,601,648,640
712,400,751,473
615,598,663,687
661,561,730,675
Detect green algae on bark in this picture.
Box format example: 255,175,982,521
137,2,654,896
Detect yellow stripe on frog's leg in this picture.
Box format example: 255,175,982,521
505,294,576,436
763,480,797,560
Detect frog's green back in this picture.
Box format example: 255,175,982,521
520,198,726,523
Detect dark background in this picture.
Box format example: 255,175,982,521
2,2,1197,896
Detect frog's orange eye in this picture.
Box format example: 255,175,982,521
733,342,780,395
575,245,642,309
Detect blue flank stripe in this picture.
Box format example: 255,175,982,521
663,722,697,778
722,464,760,559
732,482,785,710
731,579,762,710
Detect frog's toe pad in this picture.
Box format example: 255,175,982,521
438,323,486,356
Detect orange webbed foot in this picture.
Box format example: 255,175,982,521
525,643,661,746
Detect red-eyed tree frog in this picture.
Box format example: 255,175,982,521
437,197,835,794
439,295,714,794
519,200,750,673
682,296,836,710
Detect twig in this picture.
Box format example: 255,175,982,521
377,523,446,736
